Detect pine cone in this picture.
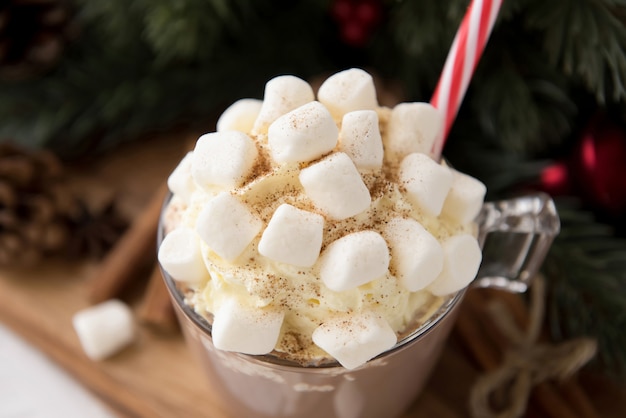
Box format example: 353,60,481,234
0,0,77,80
0,143,127,267
0,143,70,266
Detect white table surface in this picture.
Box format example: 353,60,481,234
0,322,116,418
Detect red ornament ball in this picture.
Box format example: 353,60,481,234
574,115,626,214
539,114,626,215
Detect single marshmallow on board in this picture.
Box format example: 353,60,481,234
399,152,453,217
317,68,378,120
299,152,371,220
258,204,325,267
158,226,207,285
167,151,196,204
267,101,338,164
191,131,259,190
196,192,263,261
216,99,263,133
441,169,487,225
212,297,285,355
252,75,315,134
312,311,397,370
385,102,443,162
72,300,135,361
428,234,482,296
339,110,384,171
319,231,390,292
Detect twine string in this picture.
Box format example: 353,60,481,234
469,276,598,418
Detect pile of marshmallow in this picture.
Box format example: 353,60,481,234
158,68,486,369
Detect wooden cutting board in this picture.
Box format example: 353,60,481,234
0,132,622,418
0,260,485,418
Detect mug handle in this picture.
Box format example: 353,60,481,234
473,192,560,293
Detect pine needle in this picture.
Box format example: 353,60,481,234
544,199,626,382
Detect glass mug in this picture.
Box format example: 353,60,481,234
158,192,560,418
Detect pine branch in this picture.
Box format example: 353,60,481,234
75,0,146,51
378,0,465,98
544,198,626,382
466,23,579,154
138,0,258,64
377,0,583,155
0,0,333,158
375,0,626,156
0,0,624,161
523,0,626,103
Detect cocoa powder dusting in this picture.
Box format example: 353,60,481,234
165,78,479,366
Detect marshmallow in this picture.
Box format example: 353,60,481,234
158,227,207,285
339,110,383,170
385,103,443,161
196,192,263,261
319,231,389,292
267,101,338,164
382,218,444,291
312,311,397,370
252,75,315,134
399,153,453,217
441,169,487,224
317,68,378,119
258,204,324,267
212,297,285,355
167,151,196,204
216,99,263,132
191,131,259,190
299,152,371,220
428,234,482,296
72,300,135,361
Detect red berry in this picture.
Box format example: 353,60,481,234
332,0,355,23
355,0,382,28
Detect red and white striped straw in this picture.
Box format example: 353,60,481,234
430,0,502,159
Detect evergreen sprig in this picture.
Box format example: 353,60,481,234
1,0,625,159
522,0,626,103
544,199,626,382
0,0,332,157
374,0,626,156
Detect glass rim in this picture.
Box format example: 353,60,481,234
157,192,466,370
